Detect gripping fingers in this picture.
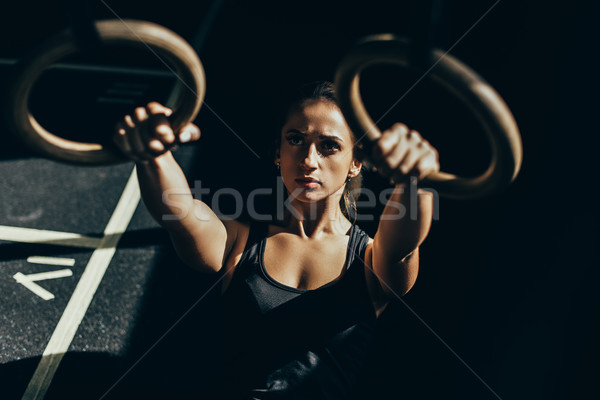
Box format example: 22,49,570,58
373,123,409,160
390,147,422,183
373,124,409,174
114,102,198,162
413,156,440,180
146,101,173,117
397,142,439,181
146,113,175,153
124,112,151,160
135,105,176,159
145,102,198,152
373,124,440,184
113,120,146,163
134,106,164,158
146,102,176,152
113,122,133,156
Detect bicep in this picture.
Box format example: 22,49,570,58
368,240,420,300
367,187,432,298
168,200,240,273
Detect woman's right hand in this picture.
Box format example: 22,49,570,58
113,102,201,163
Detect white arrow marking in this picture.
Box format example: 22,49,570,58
27,257,76,267
13,270,73,301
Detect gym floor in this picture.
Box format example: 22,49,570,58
0,1,598,399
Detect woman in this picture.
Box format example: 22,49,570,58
114,81,439,398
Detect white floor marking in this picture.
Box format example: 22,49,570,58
21,168,141,400
18,269,74,282
27,257,76,267
0,226,101,248
13,270,74,301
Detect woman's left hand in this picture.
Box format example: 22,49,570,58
371,123,440,183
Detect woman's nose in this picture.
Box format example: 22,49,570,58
301,144,319,169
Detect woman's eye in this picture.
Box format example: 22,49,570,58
321,141,341,151
287,136,304,145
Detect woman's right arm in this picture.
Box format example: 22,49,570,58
113,102,239,273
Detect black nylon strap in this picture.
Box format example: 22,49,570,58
60,0,101,51
409,0,446,67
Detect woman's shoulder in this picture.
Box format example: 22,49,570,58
219,219,283,293
223,219,286,250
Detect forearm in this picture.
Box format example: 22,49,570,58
136,151,202,230
136,151,229,270
373,183,434,264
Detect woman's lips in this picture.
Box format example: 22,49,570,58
295,177,320,188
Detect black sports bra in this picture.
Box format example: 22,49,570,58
219,222,377,399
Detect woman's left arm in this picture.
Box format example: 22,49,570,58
368,123,440,298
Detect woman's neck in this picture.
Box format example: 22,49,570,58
283,196,351,238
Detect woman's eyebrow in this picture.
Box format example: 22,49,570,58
319,134,344,142
285,129,344,142
285,129,307,135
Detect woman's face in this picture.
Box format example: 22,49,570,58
277,100,361,205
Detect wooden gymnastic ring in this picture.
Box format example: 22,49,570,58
335,34,523,199
6,19,205,165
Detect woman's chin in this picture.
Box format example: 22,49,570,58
288,190,326,204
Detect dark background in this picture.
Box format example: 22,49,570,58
1,0,598,399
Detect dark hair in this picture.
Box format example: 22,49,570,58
276,81,362,221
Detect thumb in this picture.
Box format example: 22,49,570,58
177,123,201,143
